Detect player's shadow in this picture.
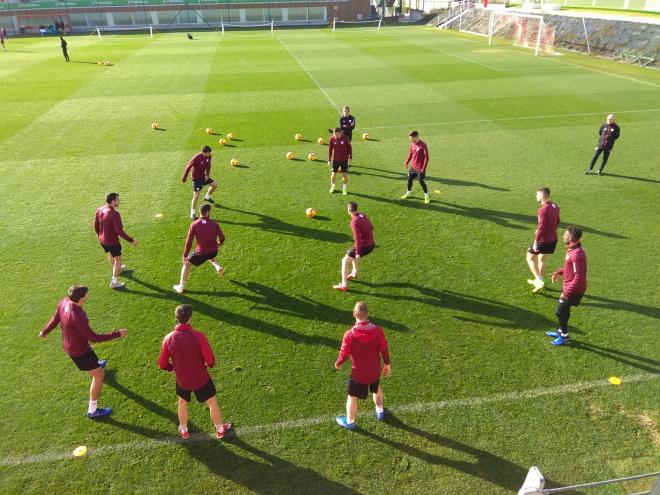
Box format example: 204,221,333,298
537,291,659,320
227,280,409,333
154,127,167,132
184,436,361,495
71,60,99,64
352,166,509,191
220,205,350,243
356,412,575,493
599,173,660,185
351,192,625,238
566,341,660,374
122,272,341,349
350,281,554,331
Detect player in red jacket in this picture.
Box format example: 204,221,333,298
94,192,138,289
333,202,375,292
328,127,353,195
526,187,560,293
401,130,430,204
158,304,232,439
546,226,587,346
173,204,225,294
182,145,217,220
39,285,128,419
335,302,391,430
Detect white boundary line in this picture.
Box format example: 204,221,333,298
1,373,657,467
276,37,340,113
363,108,660,131
545,57,660,89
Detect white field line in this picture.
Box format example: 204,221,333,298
545,56,660,89
364,108,660,131
276,37,340,113
1,373,657,467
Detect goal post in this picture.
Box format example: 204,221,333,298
331,18,382,34
487,11,555,56
95,26,154,38
220,20,274,36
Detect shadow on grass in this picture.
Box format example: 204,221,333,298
580,294,660,320
185,437,361,495
220,206,350,243
350,281,554,331
225,280,409,333
599,172,660,185
122,273,341,350
71,60,99,64
351,192,625,238
568,341,660,374
355,412,574,493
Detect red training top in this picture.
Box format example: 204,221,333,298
535,201,560,243
182,152,211,182
158,323,215,390
41,298,122,357
183,217,225,257
336,321,390,384
405,140,429,173
557,243,587,296
94,205,134,246
350,213,374,253
328,135,352,162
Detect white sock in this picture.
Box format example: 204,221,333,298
536,276,543,281
215,423,224,431
342,184,347,190
204,195,211,200
191,208,195,214
406,190,411,195
111,277,118,284
179,424,188,432
211,261,221,271
375,405,384,414
88,400,98,414
424,192,429,198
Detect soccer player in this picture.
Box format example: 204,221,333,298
182,145,217,219
158,304,233,440
335,301,391,430
60,36,69,62
333,202,375,292
173,203,225,294
328,127,352,195
339,106,356,142
39,285,128,419
545,226,587,346
526,187,560,293
1,28,7,52
94,192,138,289
585,114,620,176
401,130,430,204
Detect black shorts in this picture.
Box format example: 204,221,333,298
177,378,216,403
559,293,583,307
101,243,122,257
187,250,217,266
70,347,101,372
528,241,557,255
347,245,374,259
332,160,348,173
192,177,214,192
348,378,380,399
408,170,426,181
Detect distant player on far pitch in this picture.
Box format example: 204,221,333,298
526,187,560,293
401,130,430,204
182,145,217,219
333,202,375,292
173,203,225,294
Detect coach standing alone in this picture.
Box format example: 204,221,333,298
585,114,620,176
60,36,69,62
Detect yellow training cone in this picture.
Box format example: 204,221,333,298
608,376,622,386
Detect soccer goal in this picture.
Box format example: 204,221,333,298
487,11,555,56
331,18,382,34
95,26,154,38
220,21,274,37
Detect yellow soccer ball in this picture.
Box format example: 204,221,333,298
294,133,303,141
317,137,324,145
219,138,227,145
151,122,159,129
287,152,294,160
206,127,213,134
104,61,111,66
97,61,103,65
308,152,316,161
305,208,317,218
226,132,234,140
362,132,369,140
231,158,239,167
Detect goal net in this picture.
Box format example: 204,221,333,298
332,18,382,34
488,11,555,56
220,21,274,37
95,26,154,38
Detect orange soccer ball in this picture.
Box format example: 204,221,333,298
206,127,213,134
151,122,159,129
317,137,324,145
305,208,317,218
286,152,294,160
294,133,303,141
230,159,239,167
219,138,227,145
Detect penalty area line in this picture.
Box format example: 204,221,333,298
0,373,657,467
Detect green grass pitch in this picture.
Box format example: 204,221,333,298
0,25,658,494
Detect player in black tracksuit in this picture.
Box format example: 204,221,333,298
60,36,69,62
585,114,620,176
339,106,355,142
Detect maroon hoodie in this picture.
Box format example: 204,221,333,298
336,321,390,384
